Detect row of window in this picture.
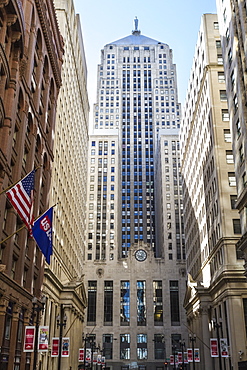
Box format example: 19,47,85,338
87,280,180,327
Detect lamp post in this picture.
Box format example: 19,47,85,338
56,304,67,370
172,341,176,370
189,334,196,370
213,318,223,370
91,338,96,369
32,296,46,370
179,340,185,370
82,334,96,369
82,334,89,370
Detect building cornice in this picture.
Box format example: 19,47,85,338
35,0,63,88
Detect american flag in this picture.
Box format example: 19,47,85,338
6,170,35,234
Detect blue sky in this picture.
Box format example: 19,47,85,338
74,0,217,116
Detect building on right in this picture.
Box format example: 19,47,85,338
180,14,247,370
216,0,247,277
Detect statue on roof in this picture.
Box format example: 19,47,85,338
132,17,141,35
134,17,138,31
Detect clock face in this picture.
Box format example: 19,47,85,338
135,249,147,262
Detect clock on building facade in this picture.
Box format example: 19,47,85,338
135,249,147,262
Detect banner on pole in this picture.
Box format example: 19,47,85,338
93,351,98,363
38,326,49,351
61,337,70,357
86,348,91,362
184,352,188,364
23,326,35,352
187,348,193,362
170,355,174,365
210,338,219,357
194,348,200,362
51,338,59,357
178,352,182,364
79,348,84,362
220,338,229,358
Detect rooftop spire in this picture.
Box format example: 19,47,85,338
132,17,141,35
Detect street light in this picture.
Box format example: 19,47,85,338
82,334,96,369
172,340,177,370
189,334,196,370
212,318,223,370
56,304,67,370
179,340,186,370
32,296,46,370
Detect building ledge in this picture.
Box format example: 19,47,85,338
236,185,247,211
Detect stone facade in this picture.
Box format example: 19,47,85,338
216,0,247,278
181,14,247,370
0,1,63,369
84,22,187,369
40,0,89,369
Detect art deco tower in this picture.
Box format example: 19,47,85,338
84,19,187,370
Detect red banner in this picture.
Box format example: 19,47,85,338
38,326,49,351
79,348,84,362
210,338,219,357
61,337,70,357
184,352,188,364
170,355,174,365
187,348,193,362
51,338,59,357
23,326,35,352
178,352,182,364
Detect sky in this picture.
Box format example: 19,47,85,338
73,0,217,120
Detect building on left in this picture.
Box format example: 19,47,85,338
0,1,63,370
40,0,89,369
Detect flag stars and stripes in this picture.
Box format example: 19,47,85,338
6,170,35,234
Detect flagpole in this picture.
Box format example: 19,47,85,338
0,203,58,245
0,225,26,245
0,166,41,196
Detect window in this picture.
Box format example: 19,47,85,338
4,301,13,340
216,40,221,48
137,281,146,325
104,281,113,324
170,281,180,325
154,334,165,359
236,120,241,137
120,334,130,359
218,72,225,83
214,22,219,30
153,281,163,325
243,299,247,337
87,281,97,324
233,219,241,234
230,195,237,209
137,334,147,360
226,150,234,164
217,55,223,65
224,129,231,142
120,281,130,325
103,334,113,359
220,90,227,101
222,109,229,121
239,145,244,163
228,172,236,187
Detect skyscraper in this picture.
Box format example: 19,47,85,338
181,14,246,369
84,19,187,369
216,0,247,279
40,1,89,369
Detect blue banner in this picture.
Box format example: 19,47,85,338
32,207,53,264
